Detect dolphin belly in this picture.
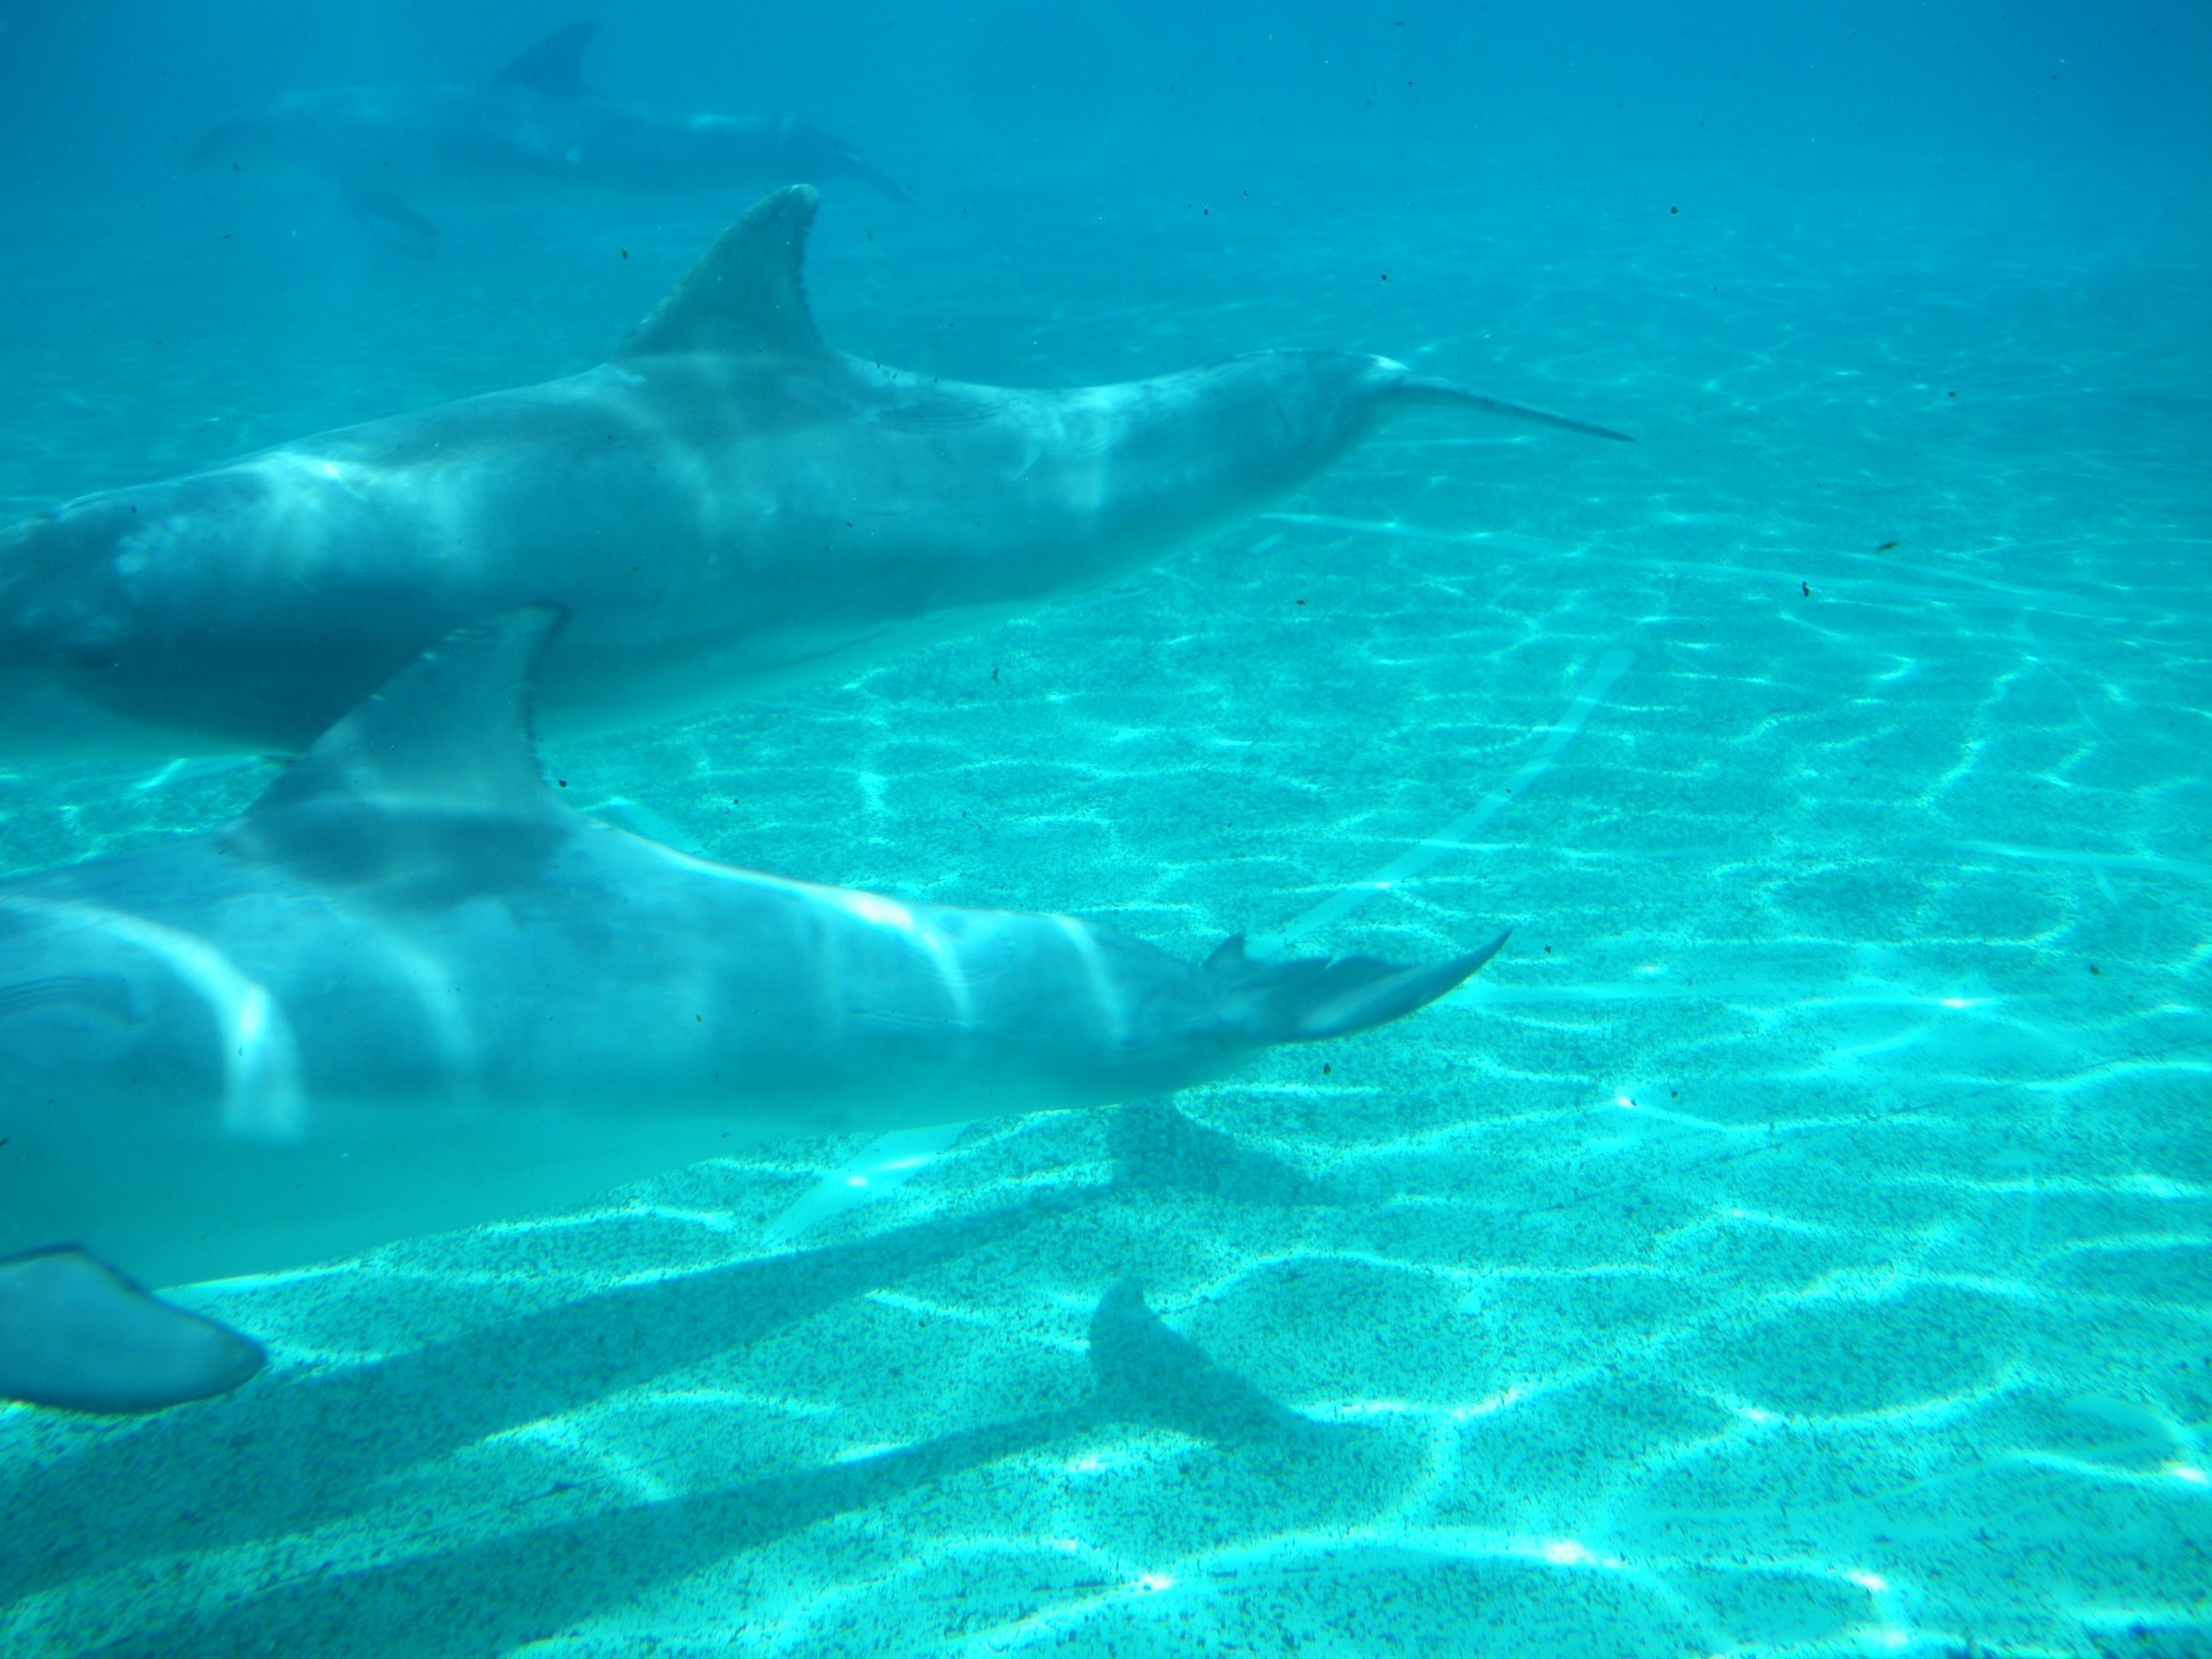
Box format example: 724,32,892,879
0,662,196,762
0,1105,748,1295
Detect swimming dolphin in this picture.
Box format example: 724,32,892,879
0,608,1506,1413
189,21,909,250
0,183,1629,765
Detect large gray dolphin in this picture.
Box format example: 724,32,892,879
0,608,1505,1413
190,21,910,250
0,185,1629,765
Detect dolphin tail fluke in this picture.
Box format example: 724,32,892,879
1394,377,1634,443
1206,930,1508,1045
0,1247,265,1414
1088,1277,1318,1446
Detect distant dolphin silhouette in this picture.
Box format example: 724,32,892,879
0,608,1506,1412
0,184,1630,765
189,20,909,249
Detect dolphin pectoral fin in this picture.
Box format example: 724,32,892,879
341,183,440,258
0,974,141,1024
235,605,568,834
0,1247,265,1414
1206,928,1511,1045
1395,377,1634,442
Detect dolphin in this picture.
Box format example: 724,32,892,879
189,21,910,250
0,184,1630,766
0,608,1506,1413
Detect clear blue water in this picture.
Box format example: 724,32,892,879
2,5,2208,1656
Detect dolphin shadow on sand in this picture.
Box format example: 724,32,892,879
0,1189,1079,1606
12,1227,1394,1658
1111,1098,1348,1207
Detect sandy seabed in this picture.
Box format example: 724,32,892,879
1,159,2206,1656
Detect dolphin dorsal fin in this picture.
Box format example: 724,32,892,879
493,21,600,98
241,607,568,829
616,185,829,363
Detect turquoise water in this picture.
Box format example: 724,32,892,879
3,15,2210,1656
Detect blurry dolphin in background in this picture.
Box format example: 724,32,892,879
0,183,1630,765
189,20,911,250
0,608,1507,1412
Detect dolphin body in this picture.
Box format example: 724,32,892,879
0,609,1506,1413
0,185,1628,765
190,21,910,250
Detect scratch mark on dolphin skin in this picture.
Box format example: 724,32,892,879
827,888,977,1032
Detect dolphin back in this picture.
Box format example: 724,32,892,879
1203,930,1509,1045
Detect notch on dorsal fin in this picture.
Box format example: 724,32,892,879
493,20,600,98
616,184,830,362
238,607,568,832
